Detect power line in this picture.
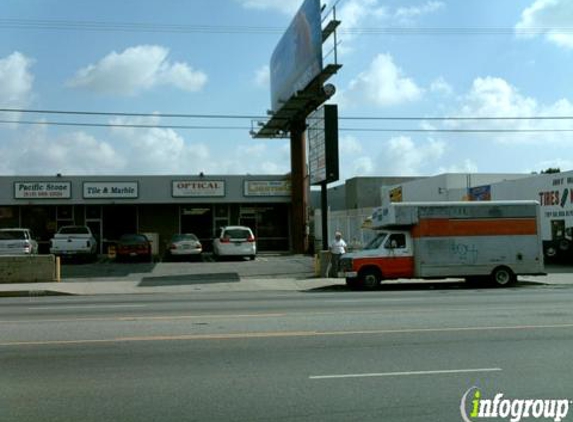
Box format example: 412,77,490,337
1,18,572,36
2,108,572,121
2,119,572,133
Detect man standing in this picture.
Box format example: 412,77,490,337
329,231,347,278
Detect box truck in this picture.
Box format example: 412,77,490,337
338,201,545,289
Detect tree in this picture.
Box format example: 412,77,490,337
541,168,561,174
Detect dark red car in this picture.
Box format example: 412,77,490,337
116,234,152,262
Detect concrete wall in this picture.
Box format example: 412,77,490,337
0,255,57,283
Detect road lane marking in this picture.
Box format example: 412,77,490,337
0,313,285,324
1,323,573,347
27,304,148,310
309,368,503,380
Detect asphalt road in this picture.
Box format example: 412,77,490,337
1,285,573,422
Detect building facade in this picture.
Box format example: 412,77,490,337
0,175,292,254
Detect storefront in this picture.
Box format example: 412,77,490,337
0,176,292,254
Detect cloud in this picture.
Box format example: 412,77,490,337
394,1,445,24
254,64,270,88
0,52,34,110
430,77,453,96
382,136,445,175
68,45,207,96
3,126,125,175
450,76,573,144
516,0,573,49
344,53,423,107
235,0,302,14
438,159,479,174
339,135,363,155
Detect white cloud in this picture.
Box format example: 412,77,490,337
344,53,423,107
235,0,302,14
382,136,445,175
68,45,207,96
530,158,573,173
395,1,445,24
5,127,125,175
254,64,270,88
0,52,34,110
430,77,453,96
438,159,479,174
339,135,363,155
516,0,573,48
450,76,573,144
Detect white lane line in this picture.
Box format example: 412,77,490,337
309,367,502,380
27,304,148,310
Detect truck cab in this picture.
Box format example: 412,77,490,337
339,230,415,289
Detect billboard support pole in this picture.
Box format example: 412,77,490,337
321,181,328,251
290,119,309,254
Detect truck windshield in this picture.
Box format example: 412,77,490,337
364,233,387,250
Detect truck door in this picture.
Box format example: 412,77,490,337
383,233,415,278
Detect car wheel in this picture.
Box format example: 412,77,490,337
491,266,516,287
544,245,558,259
360,268,381,290
249,255,256,261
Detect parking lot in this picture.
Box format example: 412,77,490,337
60,253,316,282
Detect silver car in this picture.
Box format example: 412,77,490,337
0,228,39,255
167,233,203,260
212,226,256,260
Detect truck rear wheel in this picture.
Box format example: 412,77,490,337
360,269,381,290
491,266,517,287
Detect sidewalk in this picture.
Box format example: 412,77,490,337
0,273,571,297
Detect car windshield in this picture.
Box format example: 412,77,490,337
0,230,26,240
59,226,89,235
172,234,198,242
223,229,251,239
363,232,387,250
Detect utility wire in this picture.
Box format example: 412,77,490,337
0,18,572,36
2,108,572,121
2,119,572,133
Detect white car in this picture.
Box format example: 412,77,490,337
212,226,256,260
0,228,38,255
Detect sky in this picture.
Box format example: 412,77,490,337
1,0,572,180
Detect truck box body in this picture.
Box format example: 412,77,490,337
340,201,544,288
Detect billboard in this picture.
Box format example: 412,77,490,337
468,185,492,201
270,0,323,112
308,104,339,185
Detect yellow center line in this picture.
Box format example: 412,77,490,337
1,323,573,347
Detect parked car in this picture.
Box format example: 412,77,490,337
116,234,152,262
212,226,256,260
50,225,97,260
166,233,202,261
0,228,38,255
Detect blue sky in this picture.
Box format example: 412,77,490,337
1,0,572,179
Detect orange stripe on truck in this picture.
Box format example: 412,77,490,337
411,218,538,238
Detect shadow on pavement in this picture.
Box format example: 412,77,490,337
138,272,240,287
62,260,157,280
305,280,547,293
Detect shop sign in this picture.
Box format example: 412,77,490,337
244,181,291,197
14,182,71,199
172,180,225,197
83,182,138,199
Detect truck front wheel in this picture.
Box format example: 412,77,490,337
491,266,517,287
360,269,381,290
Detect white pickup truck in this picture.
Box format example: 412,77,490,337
50,225,98,260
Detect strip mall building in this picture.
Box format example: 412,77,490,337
0,175,291,254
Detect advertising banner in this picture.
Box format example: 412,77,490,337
468,185,492,201
83,182,138,199
308,104,339,185
270,0,323,112
14,182,71,199
244,181,291,197
172,180,225,197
